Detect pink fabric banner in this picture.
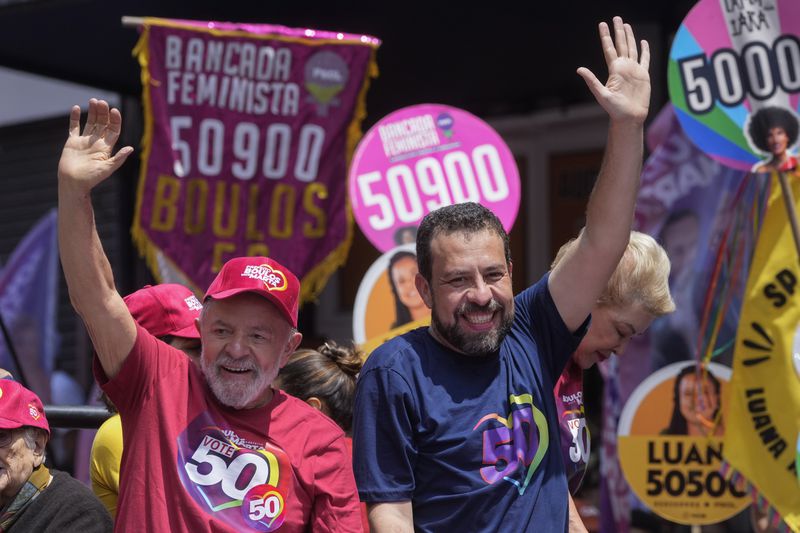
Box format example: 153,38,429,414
132,18,379,300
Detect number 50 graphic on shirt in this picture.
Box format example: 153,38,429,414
474,394,549,496
177,420,293,532
184,435,277,500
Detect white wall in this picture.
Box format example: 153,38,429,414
0,66,119,127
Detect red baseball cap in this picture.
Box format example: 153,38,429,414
0,380,49,436
204,257,300,328
123,284,202,339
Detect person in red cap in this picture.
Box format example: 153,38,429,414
121,283,203,360
90,283,203,518
0,379,112,531
57,100,361,531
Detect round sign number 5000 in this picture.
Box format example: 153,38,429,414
679,37,800,114
356,144,510,231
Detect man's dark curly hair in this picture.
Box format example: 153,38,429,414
747,106,799,153
416,202,510,282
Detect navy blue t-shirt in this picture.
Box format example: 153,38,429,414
352,274,588,532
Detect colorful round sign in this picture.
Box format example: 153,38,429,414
353,243,430,353
348,104,521,252
618,362,749,525
667,0,800,171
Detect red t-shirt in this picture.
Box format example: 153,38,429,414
344,438,370,532
94,324,362,532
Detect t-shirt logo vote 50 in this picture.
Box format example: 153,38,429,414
177,414,294,531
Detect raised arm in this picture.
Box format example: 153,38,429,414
549,17,650,331
58,99,136,378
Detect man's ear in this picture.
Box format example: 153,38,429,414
508,260,513,279
280,330,303,368
415,273,433,309
194,317,201,335
32,430,47,467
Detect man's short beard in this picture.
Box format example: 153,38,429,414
431,299,514,356
201,353,271,410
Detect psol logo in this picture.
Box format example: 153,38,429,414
242,265,288,292
28,404,40,420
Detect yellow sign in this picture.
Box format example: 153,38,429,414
724,171,800,531
618,362,749,525
353,244,431,355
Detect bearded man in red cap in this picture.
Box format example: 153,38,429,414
0,380,112,531
57,100,361,532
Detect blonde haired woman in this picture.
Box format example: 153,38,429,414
552,230,675,532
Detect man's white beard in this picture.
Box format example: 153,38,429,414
201,354,271,409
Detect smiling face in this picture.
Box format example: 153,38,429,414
767,126,789,157
572,302,655,370
199,293,302,410
0,428,46,507
391,256,424,311
416,229,514,356
678,373,719,428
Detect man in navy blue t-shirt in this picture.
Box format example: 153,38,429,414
353,16,651,532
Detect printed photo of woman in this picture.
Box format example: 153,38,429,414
387,250,429,329
748,106,799,173
662,364,725,437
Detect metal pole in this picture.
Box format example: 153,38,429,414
43,405,114,429
121,16,144,27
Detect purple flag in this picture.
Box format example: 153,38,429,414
0,209,59,403
131,18,380,300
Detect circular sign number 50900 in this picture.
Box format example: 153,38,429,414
349,104,521,252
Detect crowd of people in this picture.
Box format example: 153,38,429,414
0,15,683,533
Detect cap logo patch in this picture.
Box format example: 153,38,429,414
28,403,40,421
184,295,203,311
242,264,288,292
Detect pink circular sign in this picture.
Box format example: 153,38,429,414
349,104,521,252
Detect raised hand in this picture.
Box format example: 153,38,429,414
577,17,650,125
57,99,133,192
